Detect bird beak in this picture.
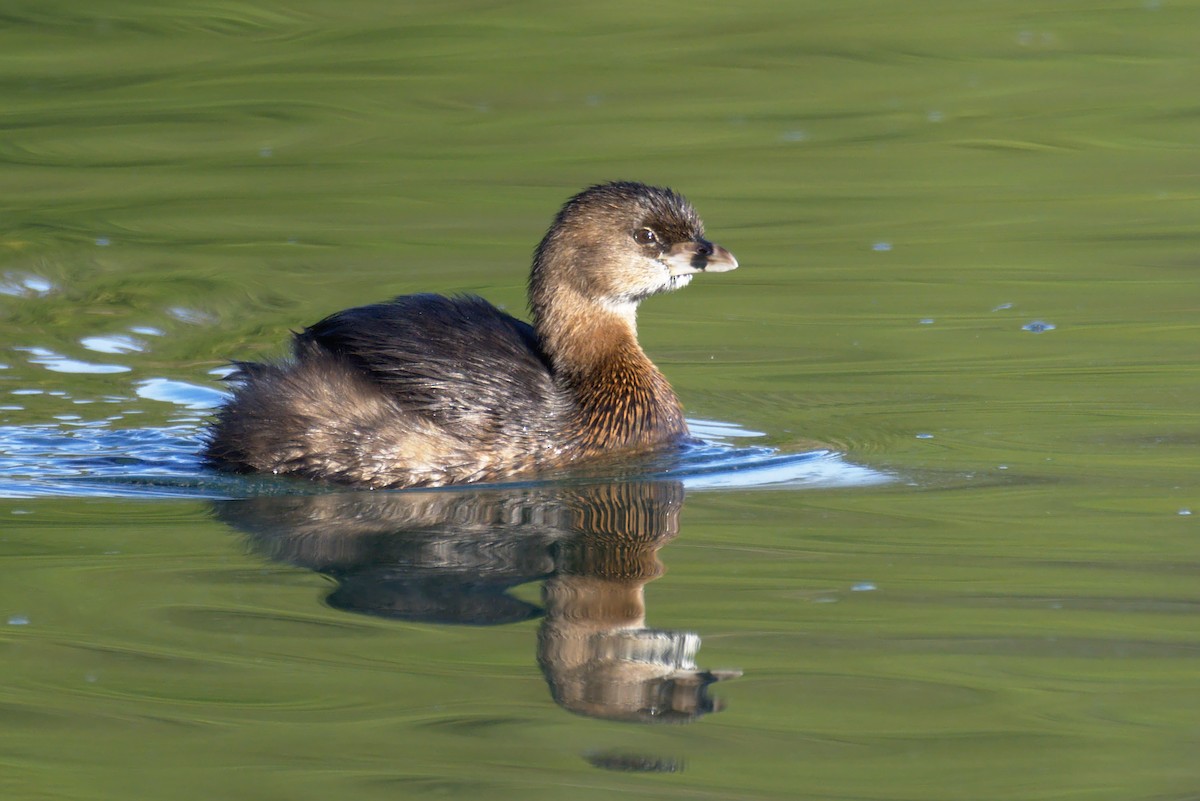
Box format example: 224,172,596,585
664,239,739,276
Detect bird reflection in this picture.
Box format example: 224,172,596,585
212,480,740,724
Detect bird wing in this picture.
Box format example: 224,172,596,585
294,294,562,431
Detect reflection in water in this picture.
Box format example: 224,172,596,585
213,480,740,726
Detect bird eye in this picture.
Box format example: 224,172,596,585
634,228,658,245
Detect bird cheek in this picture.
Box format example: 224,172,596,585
663,248,703,277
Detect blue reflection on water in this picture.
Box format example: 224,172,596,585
0,385,889,498
0,421,888,500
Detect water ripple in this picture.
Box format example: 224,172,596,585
15,347,130,374
0,414,888,499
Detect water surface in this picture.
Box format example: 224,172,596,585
2,2,1198,799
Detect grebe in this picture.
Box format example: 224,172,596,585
203,181,737,488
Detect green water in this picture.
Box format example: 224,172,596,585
2,1,1198,799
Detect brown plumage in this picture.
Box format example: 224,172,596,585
203,181,738,488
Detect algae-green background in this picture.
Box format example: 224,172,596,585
2,2,1198,799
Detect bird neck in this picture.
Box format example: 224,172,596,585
533,283,637,371
532,286,686,451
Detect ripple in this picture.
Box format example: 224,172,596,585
80,334,146,355
15,347,130,374
165,607,375,638
0,411,889,498
0,272,56,297
0,424,206,498
134,378,227,411
167,307,215,325
669,446,890,490
689,417,766,442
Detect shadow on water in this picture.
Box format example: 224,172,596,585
213,479,742,732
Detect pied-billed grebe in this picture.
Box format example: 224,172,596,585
203,181,737,488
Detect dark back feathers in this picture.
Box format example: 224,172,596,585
295,294,560,430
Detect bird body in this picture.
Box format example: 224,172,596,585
204,182,737,488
